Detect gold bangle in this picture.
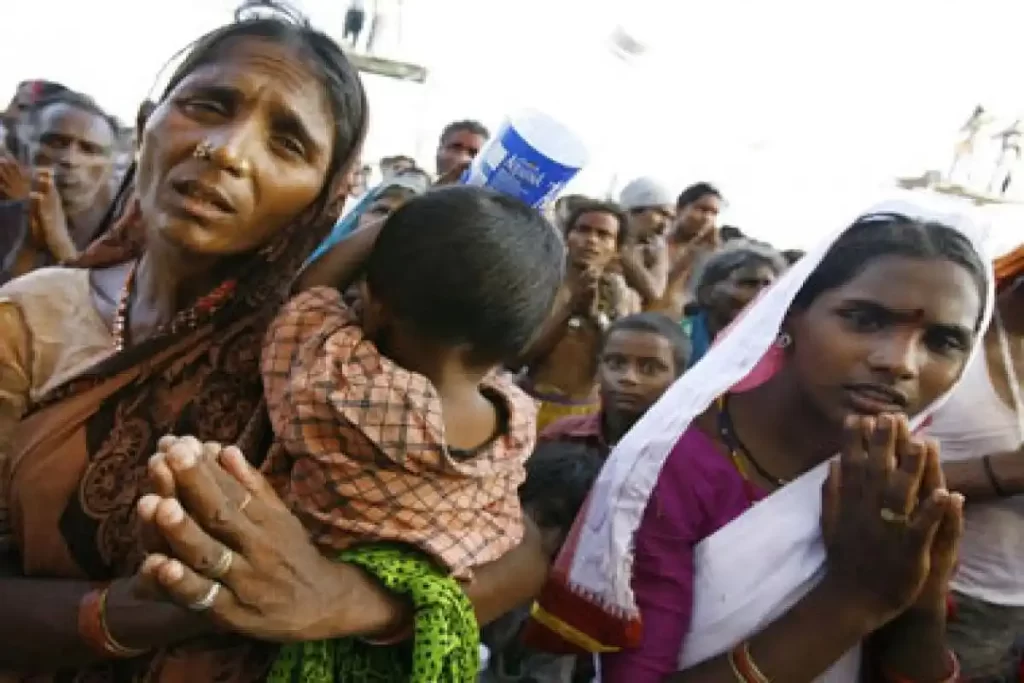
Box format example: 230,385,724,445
727,646,749,682
99,588,148,658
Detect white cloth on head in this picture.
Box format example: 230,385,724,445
618,177,673,211
566,199,995,682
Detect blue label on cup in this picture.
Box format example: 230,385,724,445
461,122,582,208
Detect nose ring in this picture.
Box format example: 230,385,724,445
193,141,214,160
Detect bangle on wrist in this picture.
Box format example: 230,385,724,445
883,649,960,683
78,586,149,659
727,641,770,683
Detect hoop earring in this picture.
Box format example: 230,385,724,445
775,332,792,349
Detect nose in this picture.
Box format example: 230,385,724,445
615,364,639,387
867,330,921,381
205,123,254,177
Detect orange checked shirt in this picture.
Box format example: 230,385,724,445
261,287,536,578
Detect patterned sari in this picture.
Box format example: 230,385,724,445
0,116,365,680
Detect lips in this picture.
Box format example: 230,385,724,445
605,391,646,410
843,383,909,415
171,178,235,214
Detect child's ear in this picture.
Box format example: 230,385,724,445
358,280,391,338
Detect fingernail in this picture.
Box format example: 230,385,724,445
158,499,184,525
167,446,196,470
951,493,965,509
137,494,158,516
163,560,184,583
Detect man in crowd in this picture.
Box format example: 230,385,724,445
517,200,640,431
435,119,489,179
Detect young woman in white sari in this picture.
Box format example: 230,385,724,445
524,200,995,682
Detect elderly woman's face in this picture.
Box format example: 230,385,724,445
135,37,335,255
785,255,981,428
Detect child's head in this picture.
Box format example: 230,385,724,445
363,186,565,373
520,441,603,557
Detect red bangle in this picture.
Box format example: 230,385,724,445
727,642,770,683
884,649,961,683
77,586,148,659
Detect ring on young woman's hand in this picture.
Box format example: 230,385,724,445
206,548,234,579
238,492,253,513
188,581,221,612
880,508,909,524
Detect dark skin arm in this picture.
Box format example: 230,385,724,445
942,448,1024,501
648,243,708,321
512,289,574,371
666,578,878,683
619,241,668,306
0,551,211,670
294,217,384,294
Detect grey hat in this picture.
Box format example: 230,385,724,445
619,177,673,211
380,169,431,196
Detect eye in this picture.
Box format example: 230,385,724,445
838,307,885,332
179,98,227,118
602,355,625,370
638,360,665,376
272,134,306,157
924,330,968,355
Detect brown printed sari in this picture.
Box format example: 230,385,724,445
0,175,356,682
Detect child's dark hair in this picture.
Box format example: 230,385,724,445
564,199,629,248
604,312,691,376
440,119,490,144
520,442,603,533
677,181,721,209
365,186,565,364
693,242,788,307
793,213,988,328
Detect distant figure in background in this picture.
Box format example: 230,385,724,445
680,242,787,367
617,177,674,306
517,200,640,431
948,105,993,186
553,193,589,232
348,163,372,198
1,80,69,161
989,119,1022,196
436,119,489,178
1,89,119,279
343,0,367,48
380,153,416,178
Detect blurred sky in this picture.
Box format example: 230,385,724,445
3,0,1022,252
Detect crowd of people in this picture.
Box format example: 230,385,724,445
0,2,1021,682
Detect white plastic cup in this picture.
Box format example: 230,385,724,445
461,110,589,209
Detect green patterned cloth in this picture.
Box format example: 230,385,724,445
266,544,480,683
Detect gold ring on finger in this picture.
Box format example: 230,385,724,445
207,548,233,579
187,582,221,612
238,492,253,514
880,507,909,524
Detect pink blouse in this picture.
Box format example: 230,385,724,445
600,426,766,682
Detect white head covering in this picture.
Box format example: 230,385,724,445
618,177,674,211
555,198,995,681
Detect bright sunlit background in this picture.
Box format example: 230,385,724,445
3,0,1022,253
